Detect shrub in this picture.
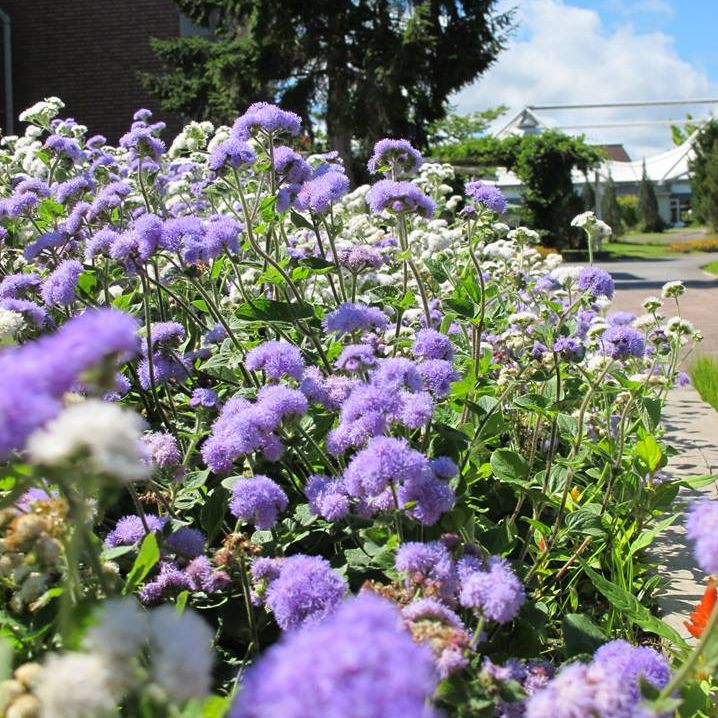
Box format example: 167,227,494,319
691,355,718,411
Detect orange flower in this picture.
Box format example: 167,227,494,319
685,578,717,639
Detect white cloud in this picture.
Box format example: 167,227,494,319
452,0,716,158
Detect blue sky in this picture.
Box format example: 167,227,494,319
452,0,718,157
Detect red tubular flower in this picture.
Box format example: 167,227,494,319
685,578,717,639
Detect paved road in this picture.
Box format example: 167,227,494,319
571,253,718,356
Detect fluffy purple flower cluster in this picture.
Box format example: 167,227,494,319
232,102,302,140
686,498,718,575
465,181,508,215
367,138,423,177
251,554,347,630
246,340,304,381
323,302,389,336
229,593,440,718
601,325,645,359
140,555,230,604
526,639,669,718
0,308,138,458
229,475,289,529
366,179,436,218
138,320,190,390
294,170,350,214
202,384,307,473
396,541,524,625
577,266,615,299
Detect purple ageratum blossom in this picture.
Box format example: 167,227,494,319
203,214,242,259
366,179,435,218
398,471,455,526
677,371,691,387
139,561,192,605
87,181,131,220
24,230,66,262
260,554,347,630
459,556,524,623
40,260,83,307
14,179,51,197
343,436,429,497
607,311,636,326
229,593,439,718
552,336,585,362
185,555,231,594
0,272,41,299
44,134,85,163
119,125,165,161
399,391,434,429
295,171,350,214
601,325,645,359
255,384,308,422
273,145,312,184
686,498,718,575
85,228,120,260
593,640,670,703
189,388,219,408
53,175,95,204
165,526,206,560
371,357,424,393
232,102,302,140
395,541,457,596
143,432,182,468
229,475,289,529
335,344,377,373
577,266,615,299
336,244,384,272
418,360,460,399
323,302,389,335
105,514,169,547
465,181,508,214
367,138,423,177
305,474,351,521
60,201,90,236
402,597,464,629
246,340,304,381
204,323,228,344
413,329,455,361
138,353,190,389
208,138,256,173
147,321,185,350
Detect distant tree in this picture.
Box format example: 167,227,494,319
435,130,604,246
638,162,665,232
671,113,701,146
689,120,718,230
617,195,640,229
581,179,595,212
144,1,515,179
600,174,623,237
427,106,508,147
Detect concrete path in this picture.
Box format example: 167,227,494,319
650,387,718,641
597,253,718,355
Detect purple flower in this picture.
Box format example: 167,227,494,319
143,432,182,468
40,260,83,307
54,175,95,204
246,340,304,381
185,555,231,594
607,311,636,326
305,474,351,521
577,266,615,299
459,556,525,623
105,514,168,546
88,181,131,220
165,527,206,560
229,593,440,718
686,498,718,575
273,146,312,184
189,388,219,408
366,179,435,218
465,181,507,214
232,102,302,139
402,597,464,628
119,125,165,161
336,244,384,272
418,360,460,399
335,344,377,372
229,475,289,529
208,138,256,173
677,370,691,387
259,554,347,630
601,325,645,359
85,228,120,260
396,541,456,587
295,171,349,214
413,329,455,361
44,134,85,162
398,471,455,526
139,561,191,604
552,336,584,362
0,272,41,299
367,138,423,177
24,230,66,261
323,302,389,335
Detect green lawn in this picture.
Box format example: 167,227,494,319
601,241,678,260
691,355,718,412
623,226,708,245
702,259,718,275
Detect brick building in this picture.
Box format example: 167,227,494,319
0,0,185,140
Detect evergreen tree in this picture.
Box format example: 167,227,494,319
581,179,595,212
600,174,623,237
143,1,514,178
689,120,718,230
638,161,664,232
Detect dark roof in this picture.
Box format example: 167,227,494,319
598,144,632,162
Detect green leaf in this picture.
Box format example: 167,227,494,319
77,269,97,295
200,487,229,544
235,298,315,323
635,429,665,472
583,564,688,648
0,636,11,681
490,448,529,486
562,613,607,658
290,210,314,230
565,506,606,537
123,532,160,595
628,514,679,557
